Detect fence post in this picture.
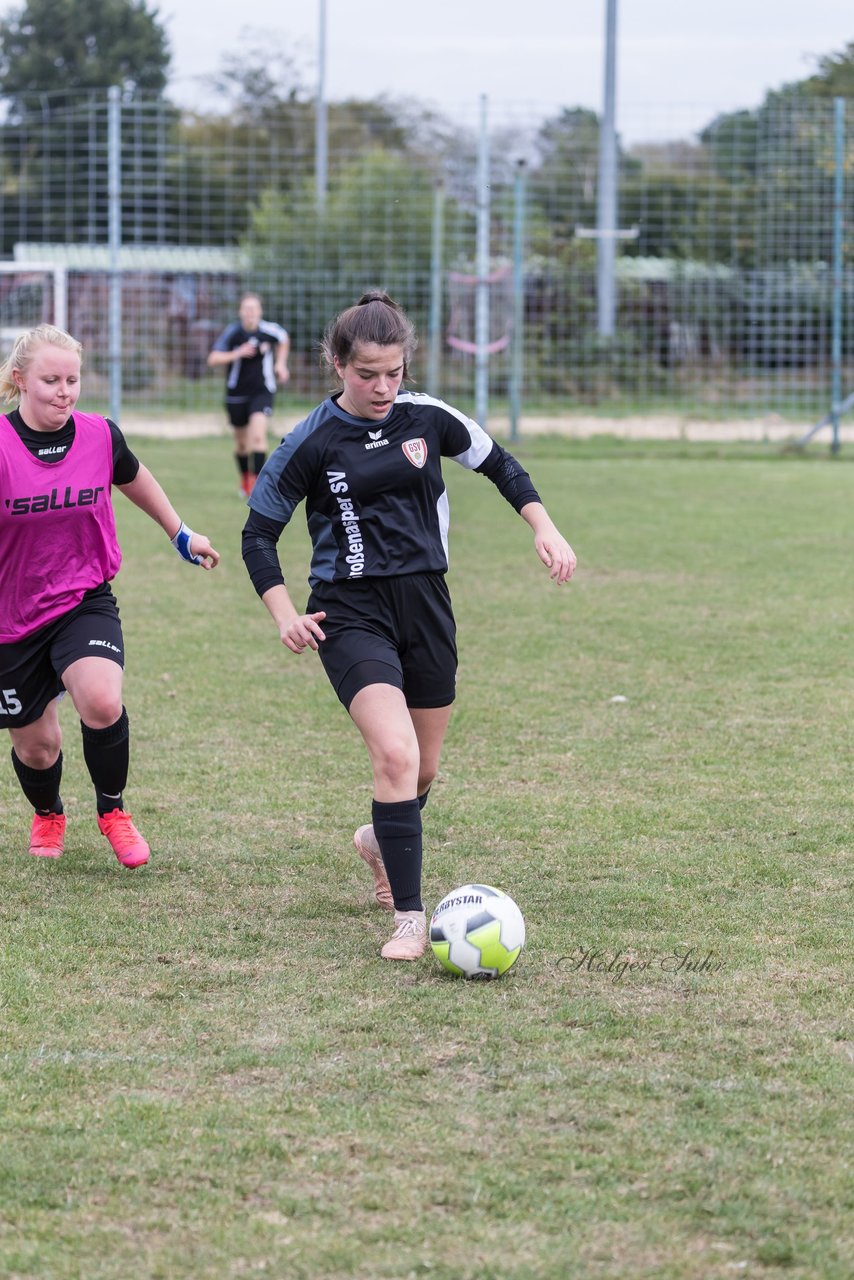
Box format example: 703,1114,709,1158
108,85,122,423
316,0,328,214
509,160,526,443
831,96,845,454
596,0,618,338
428,181,445,398
475,94,490,429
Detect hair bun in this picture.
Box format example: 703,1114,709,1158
357,290,394,308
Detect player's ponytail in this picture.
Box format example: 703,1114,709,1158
321,290,417,378
0,324,82,405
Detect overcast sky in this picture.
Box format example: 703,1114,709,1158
158,0,854,142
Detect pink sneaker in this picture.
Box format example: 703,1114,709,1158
354,824,394,911
97,809,150,868
381,910,428,961
29,812,66,858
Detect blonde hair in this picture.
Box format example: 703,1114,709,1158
0,325,83,405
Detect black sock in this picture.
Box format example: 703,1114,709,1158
11,749,63,814
235,453,249,477
252,450,267,477
372,797,423,911
418,787,431,811
81,708,129,816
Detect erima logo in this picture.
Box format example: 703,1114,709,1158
365,428,388,451
88,639,121,654
4,486,105,515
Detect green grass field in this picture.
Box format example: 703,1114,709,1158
1,435,852,1280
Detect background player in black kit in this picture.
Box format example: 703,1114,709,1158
207,292,290,495
241,292,576,961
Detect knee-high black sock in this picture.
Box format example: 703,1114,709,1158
372,797,423,912
251,450,267,477
418,787,431,811
235,453,249,478
11,749,63,815
81,708,129,815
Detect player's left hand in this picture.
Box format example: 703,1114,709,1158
534,529,576,583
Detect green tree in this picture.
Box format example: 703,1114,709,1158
241,148,452,361
202,29,307,118
803,42,854,97
0,0,170,101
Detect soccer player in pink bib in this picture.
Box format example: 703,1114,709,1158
0,325,220,867
241,292,575,961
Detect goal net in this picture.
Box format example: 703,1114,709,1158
0,261,68,356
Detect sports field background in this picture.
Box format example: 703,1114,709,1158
2,88,854,430
1,432,851,1279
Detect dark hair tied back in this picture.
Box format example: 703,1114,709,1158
321,290,417,377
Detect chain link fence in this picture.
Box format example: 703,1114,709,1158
0,88,851,429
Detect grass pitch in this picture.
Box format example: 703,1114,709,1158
1,435,852,1279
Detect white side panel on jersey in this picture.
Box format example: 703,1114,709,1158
436,488,451,564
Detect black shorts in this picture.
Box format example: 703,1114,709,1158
226,391,274,428
307,573,457,711
0,585,124,728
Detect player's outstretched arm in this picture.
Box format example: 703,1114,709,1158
207,341,256,367
275,337,291,384
116,464,220,570
519,501,576,584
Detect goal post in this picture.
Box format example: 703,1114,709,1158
0,261,68,355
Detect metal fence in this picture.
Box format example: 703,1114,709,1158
0,87,852,430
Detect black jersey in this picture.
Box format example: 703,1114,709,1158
211,319,288,397
7,409,139,484
246,390,540,588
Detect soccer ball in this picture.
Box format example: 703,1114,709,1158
429,884,525,980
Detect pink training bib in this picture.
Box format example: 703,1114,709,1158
0,412,121,642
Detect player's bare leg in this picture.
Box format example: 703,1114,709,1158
246,412,269,494
233,423,251,495
349,684,428,958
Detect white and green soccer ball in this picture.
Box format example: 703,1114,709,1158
429,884,525,980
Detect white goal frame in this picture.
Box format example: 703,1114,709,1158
0,260,68,347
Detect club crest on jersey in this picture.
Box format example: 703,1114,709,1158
402,438,427,469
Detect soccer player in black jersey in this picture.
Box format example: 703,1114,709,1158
0,325,219,868
242,292,575,961
207,292,290,496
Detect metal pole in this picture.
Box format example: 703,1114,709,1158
475,94,490,428
509,161,526,442
54,266,68,331
596,0,618,337
316,0,328,214
830,96,844,454
107,85,122,422
427,182,445,398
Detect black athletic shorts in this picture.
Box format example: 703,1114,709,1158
0,584,124,728
307,572,457,711
226,391,274,428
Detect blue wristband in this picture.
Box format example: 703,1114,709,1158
170,521,204,565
